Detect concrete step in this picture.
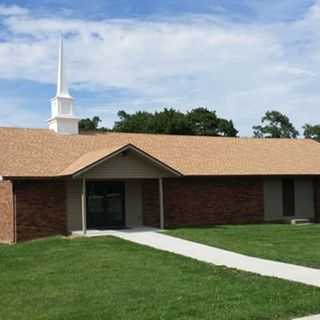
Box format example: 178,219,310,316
289,218,311,225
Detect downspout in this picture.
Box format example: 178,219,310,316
81,178,87,235
313,178,319,223
12,182,17,244
159,178,164,229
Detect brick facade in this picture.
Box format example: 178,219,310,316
163,177,264,227
4,175,317,242
14,180,67,241
0,180,14,243
142,179,160,228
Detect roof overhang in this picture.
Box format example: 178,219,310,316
70,143,183,178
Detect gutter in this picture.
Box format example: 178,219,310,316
3,176,66,181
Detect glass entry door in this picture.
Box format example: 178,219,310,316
282,179,295,217
86,181,125,229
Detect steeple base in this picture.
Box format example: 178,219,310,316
48,116,79,135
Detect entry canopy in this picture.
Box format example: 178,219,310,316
61,143,183,177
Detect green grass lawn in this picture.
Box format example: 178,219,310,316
1,237,320,319
166,224,320,268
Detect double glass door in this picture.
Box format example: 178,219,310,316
86,181,125,229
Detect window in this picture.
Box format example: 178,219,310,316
282,179,295,217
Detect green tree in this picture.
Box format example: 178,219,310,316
113,111,155,133
79,116,108,132
153,108,192,135
253,110,299,138
113,108,238,136
186,108,220,136
114,109,192,135
186,108,238,136
218,118,238,137
303,124,320,140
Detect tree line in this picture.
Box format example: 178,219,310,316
79,108,320,140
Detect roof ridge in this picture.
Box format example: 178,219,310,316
0,127,316,142
83,131,314,141
0,126,50,131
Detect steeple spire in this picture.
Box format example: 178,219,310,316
48,36,79,135
56,37,71,97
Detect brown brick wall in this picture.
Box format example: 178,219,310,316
15,180,67,241
163,177,264,227
142,179,160,228
0,180,14,243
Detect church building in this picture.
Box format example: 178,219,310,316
1,39,320,243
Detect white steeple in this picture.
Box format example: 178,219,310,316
56,37,71,97
48,37,79,135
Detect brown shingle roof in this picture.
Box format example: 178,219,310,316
61,145,128,176
1,127,320,178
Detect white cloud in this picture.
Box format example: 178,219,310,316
0,3,320,135
0,4,28,16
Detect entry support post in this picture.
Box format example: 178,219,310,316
81,178,87,235
159,177,164,229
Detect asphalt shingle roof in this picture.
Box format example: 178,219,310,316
1,127,320,178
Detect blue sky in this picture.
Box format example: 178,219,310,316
0,0,320,135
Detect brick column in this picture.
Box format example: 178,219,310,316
0,180,14,243
142,179,160,228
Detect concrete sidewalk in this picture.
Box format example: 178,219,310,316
295,316,320,320
82,228,320,288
